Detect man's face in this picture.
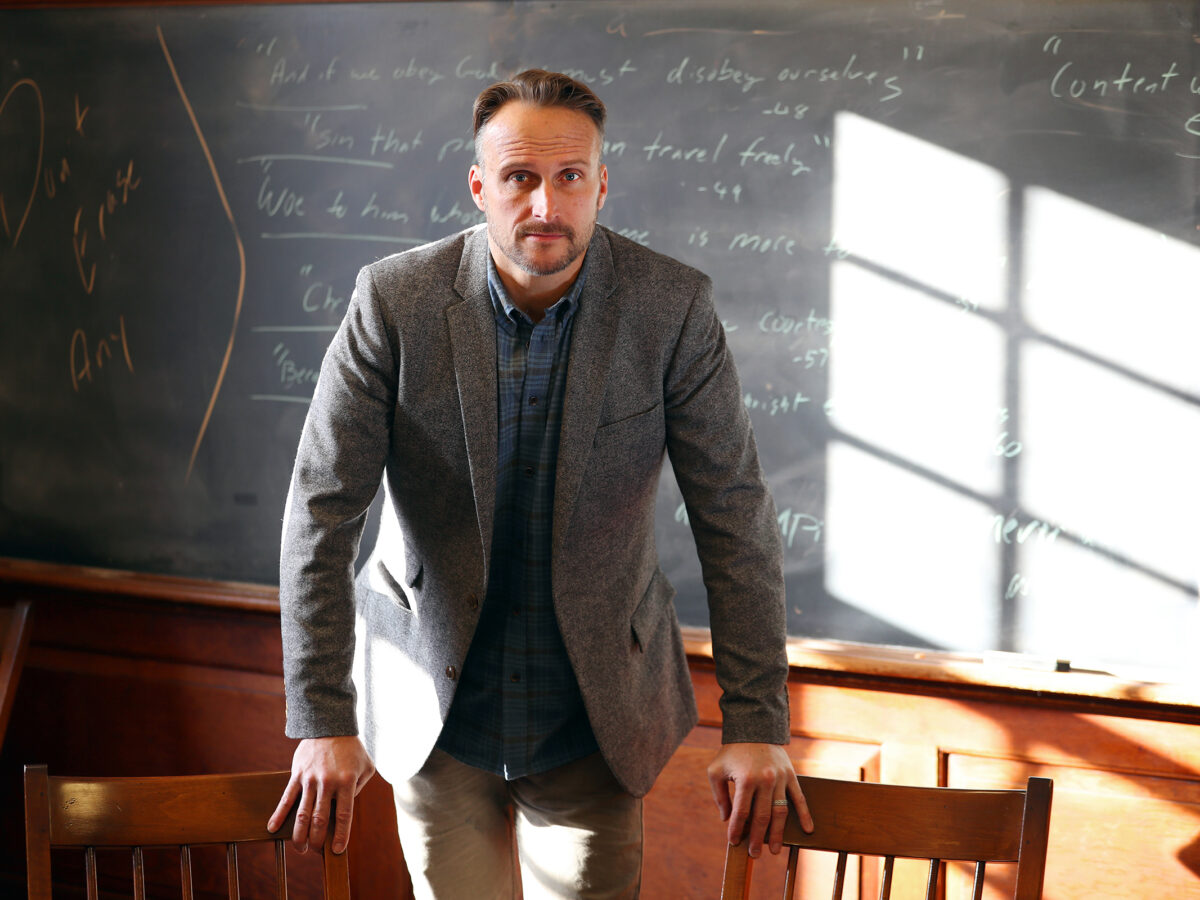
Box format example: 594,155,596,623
469,101,608,282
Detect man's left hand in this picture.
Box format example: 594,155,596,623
707,742,814,858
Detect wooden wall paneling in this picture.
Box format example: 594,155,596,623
0,586,405,900
4,572,1200,898
0,600,33,750
948,755,1200,900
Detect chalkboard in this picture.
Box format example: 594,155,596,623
3,0,1198,681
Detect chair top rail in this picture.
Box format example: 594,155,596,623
39,769,296,847
780,775,1047,862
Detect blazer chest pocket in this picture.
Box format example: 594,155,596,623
592,402,665,475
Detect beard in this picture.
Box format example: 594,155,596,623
488,218,595,277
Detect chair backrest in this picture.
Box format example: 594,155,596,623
720,774,1052,900
23,766,350,900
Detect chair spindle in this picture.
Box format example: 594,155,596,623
782,845,799,899
831,851,847,899
879,855,895,900
181,844,195,900
132,845,146,900
276,838,290,900
227,842,240,900
924,859,940,900
972,861,987,900
84,847,98,900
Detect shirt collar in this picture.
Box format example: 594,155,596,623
487,251,589,330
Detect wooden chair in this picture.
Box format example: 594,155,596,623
23,766,350,900
720,774,1052,900
0,599,33,748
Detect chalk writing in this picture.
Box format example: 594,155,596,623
369,126,422,158
72,160,141,293
675,502,821,550
795,347,829,369
326,191,348,219
615,226,650,244
301,279,346,314
994,408,1022,458
743,390,811,416
437,136,473,163
455,56,502,82
778,508,822,549
822,238,849,259
695,181,742,202
390,58,445,85
991,514,1060,545
559,60,637,86
257,171,306,217
762,102,809,120
729,232,797,255
737,136,810,176
777,54,903,102
1006,573,1031,601
72,208,95,293
360,192,409,222
1042,39,1195,137
304,113,355,152
758,309,834,338
270,58,310,85
1049,59,1180,100
430,200,484,227
0,78,44,247
641,131,727,165
667,57,765,93
70,315,133,392
272,342,320,388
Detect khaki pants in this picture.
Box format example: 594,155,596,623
393,750,643,900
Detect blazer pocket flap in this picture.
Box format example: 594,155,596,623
369,555,421,611
593,402,665,469
630,570,676,652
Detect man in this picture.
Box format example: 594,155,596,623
270,69,812,899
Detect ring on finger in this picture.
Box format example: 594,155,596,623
772,799,789,807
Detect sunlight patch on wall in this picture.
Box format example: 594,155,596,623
1023,186,1200,398
1016,536,1197,680
825,440,999,651
831,110,1010,314
827,261,1008,494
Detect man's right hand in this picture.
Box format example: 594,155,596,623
268,735,376,854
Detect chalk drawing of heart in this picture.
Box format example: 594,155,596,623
0,78,45,247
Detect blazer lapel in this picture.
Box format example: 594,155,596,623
553,229,619,556
447,226,498,574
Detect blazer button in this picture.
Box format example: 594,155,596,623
468,595,479,611
445,665,457,680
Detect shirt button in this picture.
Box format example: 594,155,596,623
510,672,521,683
529,395,539,406
445,666,457,680
524,466,534,477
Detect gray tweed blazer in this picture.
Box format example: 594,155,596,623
279,224,788,797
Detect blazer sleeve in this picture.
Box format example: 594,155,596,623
278,264,398,739
663,276,790,745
